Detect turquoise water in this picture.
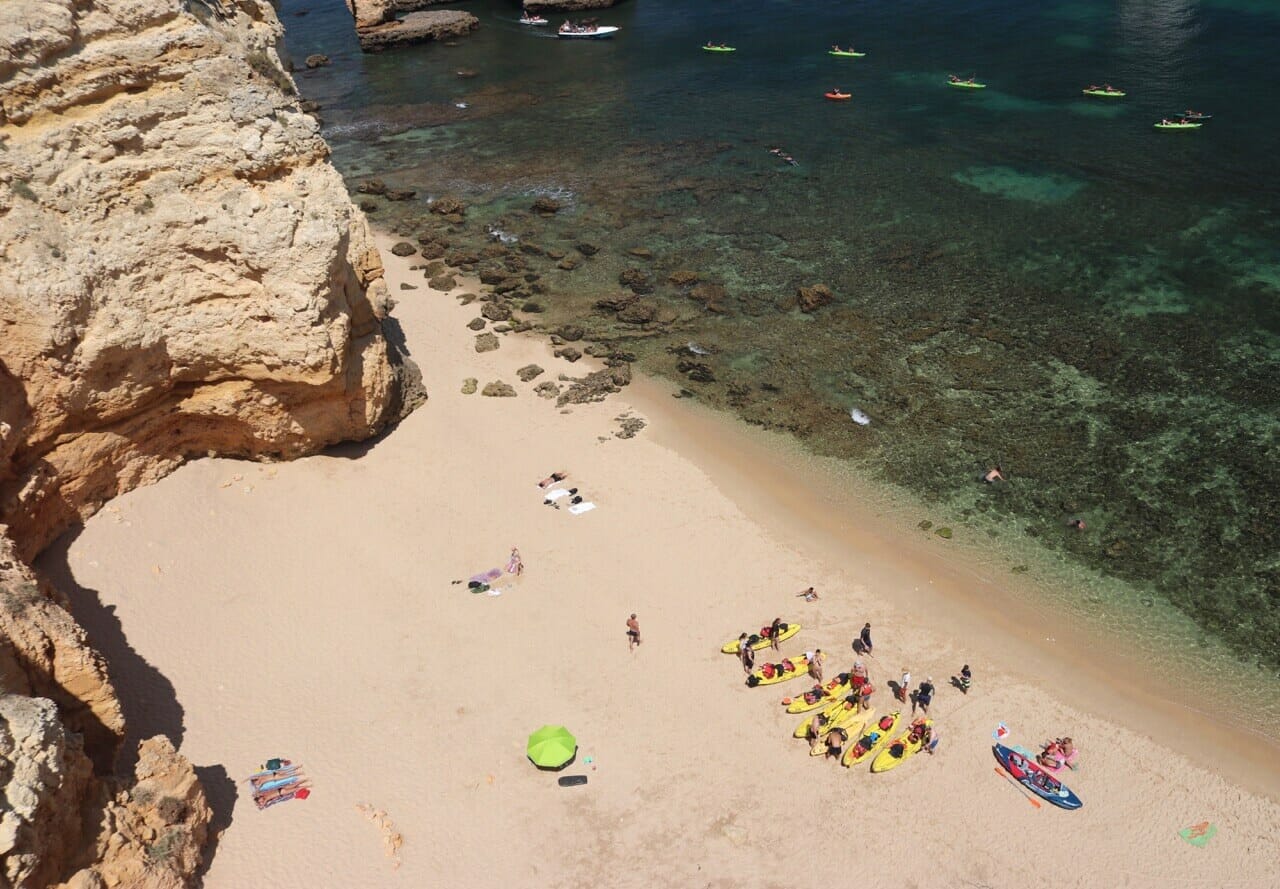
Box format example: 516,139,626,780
279,0,1279,676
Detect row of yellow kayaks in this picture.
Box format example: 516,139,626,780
793,707,934,772
784,673,852,713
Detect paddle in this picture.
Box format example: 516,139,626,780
994,766,1041,809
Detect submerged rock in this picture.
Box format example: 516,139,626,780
619,267,653,294
797,283,835,313
531,196,562,215
668,269,700,286
431,195,467,216
305,53,331,68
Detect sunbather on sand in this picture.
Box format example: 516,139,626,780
538,471,568,488
253,782,310,809
795,586,819,602
250,770,304,791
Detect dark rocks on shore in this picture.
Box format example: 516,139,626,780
618,267,653,293
456,292,479,305
555,366,626,407
521,301,544,313
418,242,446,259
517,364,545,382
531,196,562,215
424,260,447,276
461,377,478,394
518,243,545,256
533,381,560,399
305,54,331,68
399,282,418,291
385,188,416,201
616,300,658,324
492,278,521,294
429,274,457,291
481,302,511,322
358,200,378,213
467,317,486,331
594,292,636,313
557,324,584,342
616,416,647,439
479,268,507,285
797,283,835,313
575,242,599,256
554,346,583,363
431,195,467,216
481,380,516,397
390,241,417,257
474,332,499,353
677,360,716,383
358,179,387,195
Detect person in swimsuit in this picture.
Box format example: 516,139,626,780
914,677,935,715
859,623,873,655
626,614,641,650
739,635,755,674
507,547,523,577
983,465,1005,483
808,711,830,752
808,650,824,683
769,617,784,651
796,586,819,602
538,471,567,488
1068,518,1086,530
824,726,849,759
958,664,972,694
897,668,911,703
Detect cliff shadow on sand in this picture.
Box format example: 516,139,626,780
37,528,185,775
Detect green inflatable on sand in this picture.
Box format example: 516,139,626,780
1178,822,1217,847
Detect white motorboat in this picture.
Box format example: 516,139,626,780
556,24,619,39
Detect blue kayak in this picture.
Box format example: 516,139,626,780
993,744,1083,810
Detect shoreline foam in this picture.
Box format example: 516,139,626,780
41,230,1279,886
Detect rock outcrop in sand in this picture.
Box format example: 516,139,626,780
0,0,409,884
345,1,479,52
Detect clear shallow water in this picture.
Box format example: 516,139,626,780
278,1,1279,687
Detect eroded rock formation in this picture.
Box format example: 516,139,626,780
345,1,479,52
0,0,409,884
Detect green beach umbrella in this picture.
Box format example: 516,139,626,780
527,725,577,771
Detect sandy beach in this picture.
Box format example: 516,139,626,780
38,233,1279,888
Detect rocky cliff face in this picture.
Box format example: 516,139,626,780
0,0,409,885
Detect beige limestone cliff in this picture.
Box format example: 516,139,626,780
0,0,409,885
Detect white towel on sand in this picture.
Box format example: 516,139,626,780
568,501,596,515
544,488,571,502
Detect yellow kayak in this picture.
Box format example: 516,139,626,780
721,621,800,653
805,707,877,757
793,694,865,737
784,674,852,713
870,719,933,773
746,654,813,687
842,711,902,767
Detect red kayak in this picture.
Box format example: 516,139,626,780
825,91,852,101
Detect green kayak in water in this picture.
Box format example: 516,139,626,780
1154,120,1202,130
948,79,986,89
1083,88,1126,98
702,45,736,53
828,50,866,57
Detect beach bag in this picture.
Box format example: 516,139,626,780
746,675,760,688
747,634,760,646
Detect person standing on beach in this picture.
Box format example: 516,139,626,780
626,614,641,651
507,546,523,577
739,636,755,674
914,677,935,715
897,668,911,703
958,664,972,694
769,617,784,651
860,623,874,655
808,649,824,684
857,678,874,713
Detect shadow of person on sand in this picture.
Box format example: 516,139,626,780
36,525,185,774
887,680,909,704
194,763,238,880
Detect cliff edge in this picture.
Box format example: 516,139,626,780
0,0,410,885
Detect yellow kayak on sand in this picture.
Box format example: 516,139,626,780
721,622,800,653
746,654,813,687
870,719,933,773
842,711,902,767
793,695,867,737
805,707,877,756
784,674,852,713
